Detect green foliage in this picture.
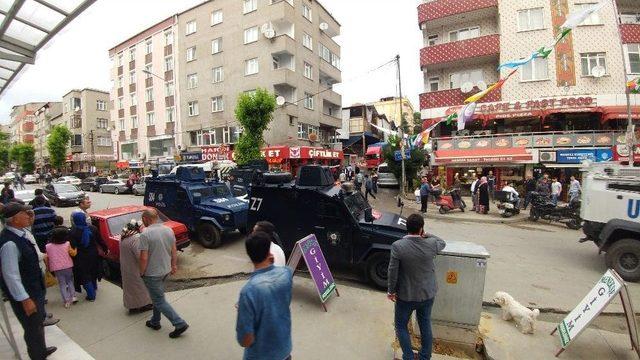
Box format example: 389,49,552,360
382,139,425,191
0,131,9,171
9,143,35,173
400,112,411,134
47,125,73,170
413,112,423,134
234,88,277,165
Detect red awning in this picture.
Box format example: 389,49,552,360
261,146,344,163
434,147,533,165
116,160,129,169
601,106,640,124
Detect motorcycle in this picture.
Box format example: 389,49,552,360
433,188,466,214
529,192,582,230
495,191,520,218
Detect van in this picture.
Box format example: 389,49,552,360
377,163,399,188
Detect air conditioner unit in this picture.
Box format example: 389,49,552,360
540,151,557,163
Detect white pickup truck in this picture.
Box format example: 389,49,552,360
581,163,640,282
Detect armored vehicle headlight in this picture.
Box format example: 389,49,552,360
223,214,231,222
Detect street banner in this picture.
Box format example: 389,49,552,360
287,234,339,312
552,269,639,357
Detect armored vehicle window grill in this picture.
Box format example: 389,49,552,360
607,183,640,194
617,168,640,177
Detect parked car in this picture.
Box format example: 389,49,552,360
23,174,37,184
14,190,49,204
90,205,190,279
132,176,151,196
80,177,109,192
1,172,16,183
55,176,82,186
43,183,85,207
71,172,91,180
376,163,399,188
99,179,130,195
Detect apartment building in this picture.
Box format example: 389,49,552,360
340,104,387,156
109,0,341,165
418,0,640,189
33,102,62,170
372,97,415,133
62,89,113,172
9,102,46,145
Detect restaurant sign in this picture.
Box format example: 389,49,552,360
478,96,596,116
201,145,234,161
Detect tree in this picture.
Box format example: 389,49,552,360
0,131,10,171
9,143,35,173
47,125,73,170
400,112,411,134
382,135,425,191
234,88,277,165
413,112,423,134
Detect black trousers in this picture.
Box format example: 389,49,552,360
10,294,47,360
420,195,429,212
365,188,376,200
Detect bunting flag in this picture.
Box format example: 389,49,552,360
628,77,640,94
561,1,607,30
457,102,478,131
497,28,571,71
445,112,458,126
464,69,517,104
368,121,398,137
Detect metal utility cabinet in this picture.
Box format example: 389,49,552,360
432,241,490,328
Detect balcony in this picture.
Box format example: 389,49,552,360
620,23,640,44
21,121,34,132
420,87,501,109
420,34,499,70
418,0,498,30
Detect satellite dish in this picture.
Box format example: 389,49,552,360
276,96,286,106
591,66,606,78
260,23,272,33
476,80,487,91
319,22,329,31
461,82,474,94
263,28,276,39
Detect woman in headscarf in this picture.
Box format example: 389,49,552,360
478,176,490,214
69,211,108,301
119,219,152,314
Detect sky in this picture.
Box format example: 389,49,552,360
0,0,424,123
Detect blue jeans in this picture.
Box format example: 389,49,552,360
143,276,187,328
395,298,435,360
552,194,559,206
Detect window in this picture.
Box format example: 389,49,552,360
303,92,314,110
521,57,549,81
116,53,123,67
449,69,483,88
145,38,152,54
427,34,438,46
272,56,280,69
129,47,136,61
297,123,318,140
188,101,199,116
581,53,607,76
244,26,259,44
629,44,640,74
117,75,123,88
518,8,544,31
145,88,153,102
146,112,155,125
166,107,175,122
575,3,602,25
245,58,259,75
225,127,240,144
349,118,364,133
449,27,480,42
303,4,312,21
428,77,439,92
211,38,222,54
187,73,198,89
186,20,197,35
97,100,107,111
117,97,123,109
164,56,173,72
97,118,108,129
243,0,257,14
303,33,313,50
130,93,137,106
212,66,224,83
211,10,223,25
144,64,152,79
318,43,340,69
129,70,136,84
131,116,138,128
164,30,173,45
304,62,313,80
621,13,640,25
119,118,125,130
187,46,196,61
211,96,224,112
165,81,174,97
72,134,83,146
97,137,111,147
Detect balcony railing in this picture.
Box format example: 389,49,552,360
420,34,499,69
420,87,501,109
434,130,626,151
620,23,640,44
418,0,498,28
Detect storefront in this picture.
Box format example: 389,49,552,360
201,145,234,161
261,146,344,176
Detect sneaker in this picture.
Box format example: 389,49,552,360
43,318,59,327
169,324,189,338
64,302,70,309
146,320,161,331
45,346,57,357
72,296,78,304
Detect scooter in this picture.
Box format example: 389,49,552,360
495,191,521,218
433,189,466,214
529,192,582,229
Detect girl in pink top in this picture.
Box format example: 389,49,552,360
46,227,76,308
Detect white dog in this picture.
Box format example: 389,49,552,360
493,291,540,334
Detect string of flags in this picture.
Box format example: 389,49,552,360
627,77,640,94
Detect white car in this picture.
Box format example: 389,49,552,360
14,190,49,204
376,163,399,188
55,176,82,186
23,174,37,184
1,172,16,183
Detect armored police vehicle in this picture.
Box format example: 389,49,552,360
145,166,249,248
581,163,640,282
248,165,407,289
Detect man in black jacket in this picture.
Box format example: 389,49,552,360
523,176,537,210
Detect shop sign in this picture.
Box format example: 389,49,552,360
595,149,613,162
394,149,411,161
202,145,233,161
613,145,640,162
129,160,144,169
556,150,597,164
306,148,342,160
180,152,202,162
478,96,596,115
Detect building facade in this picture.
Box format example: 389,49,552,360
372,97,415,133
340,104,386,156
33,102,62,170
62,89,113,172
418,0,640,191
9,102,46,145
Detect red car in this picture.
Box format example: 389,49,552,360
89,205,190,278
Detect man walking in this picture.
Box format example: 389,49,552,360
487,170,496,201
551,177,562,206
139,209,189,338
568,176,581,202
70,196,91,226
29,189,51,208
0,203,57,359
1,181,14,204
470,175,480,211
236,231,293,360
364,174,376,201
31,197,57,252
388,214,446,360
419,177,430,214
523,176,537,210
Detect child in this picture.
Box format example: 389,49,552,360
54,215,64,227
46,227,77,308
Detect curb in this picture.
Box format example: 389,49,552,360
424,212,528,224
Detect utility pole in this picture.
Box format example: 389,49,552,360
397,54,407,197
89,130,96,172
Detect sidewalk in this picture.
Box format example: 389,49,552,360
405,196,528,224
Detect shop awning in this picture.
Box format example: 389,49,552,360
116,160,129,169
600,106,640,124
341,132,380,149
261,146,344,163
434,147,534,165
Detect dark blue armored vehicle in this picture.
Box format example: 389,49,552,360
145,166,249,248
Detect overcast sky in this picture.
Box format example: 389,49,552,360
0,0,423,123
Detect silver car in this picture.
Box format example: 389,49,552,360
99,179,130,195
377,163,399,188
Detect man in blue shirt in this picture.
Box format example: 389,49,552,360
236,231,293,360
419,177,431,213
31,196,57,252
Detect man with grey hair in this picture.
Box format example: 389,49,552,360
0,203,57,359
70,196,92,226
139,208,189,338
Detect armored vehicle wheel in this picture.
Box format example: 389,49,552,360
197,223,222,249
606,239,640,282
366,252,390,290
566,218,582,230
